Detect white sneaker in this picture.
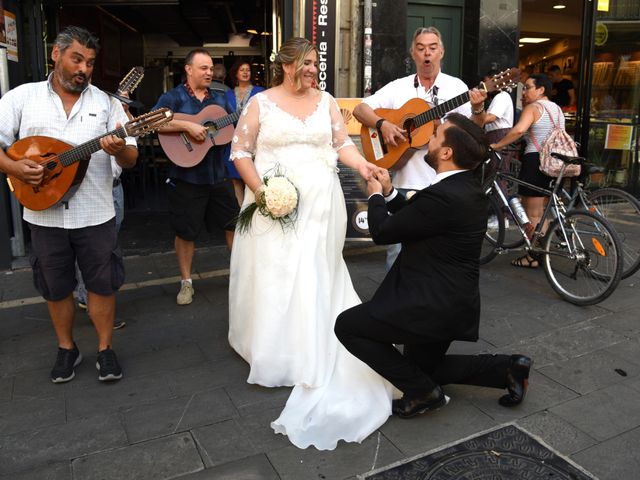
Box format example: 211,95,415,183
177,282,194,305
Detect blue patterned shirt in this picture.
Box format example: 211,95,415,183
153,83,231,185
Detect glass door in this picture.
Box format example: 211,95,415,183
586,2,640,194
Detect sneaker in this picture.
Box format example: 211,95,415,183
51,344,83,383
113,319,126,330
96,347,123,382
176,281,194,305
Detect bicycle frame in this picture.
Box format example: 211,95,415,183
489,155,590,259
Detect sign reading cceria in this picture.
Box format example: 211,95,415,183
305,0,336,94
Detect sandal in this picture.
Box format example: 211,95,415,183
511,254,539,269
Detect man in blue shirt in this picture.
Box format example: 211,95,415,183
153,48,238,305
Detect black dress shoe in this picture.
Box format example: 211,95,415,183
392,385,448,419
499,354,533,407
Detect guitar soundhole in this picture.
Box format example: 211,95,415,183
45,161,58,171
403,118,416,143
203,121,217,132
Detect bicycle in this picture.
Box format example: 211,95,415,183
480,152,624,306
485,151,640,279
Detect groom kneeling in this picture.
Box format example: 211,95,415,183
335,113,532,418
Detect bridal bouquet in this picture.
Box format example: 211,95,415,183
236,168,299,234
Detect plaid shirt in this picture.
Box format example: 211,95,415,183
0,76,135,229
153,83,230,185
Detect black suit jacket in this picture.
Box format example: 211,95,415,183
367,170,488,342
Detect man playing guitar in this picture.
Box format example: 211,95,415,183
354,26,486,271
152,49,239,306
0,26,138,383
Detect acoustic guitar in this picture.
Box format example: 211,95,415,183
158,105,240,168
360,68,519,170
5,108,173,211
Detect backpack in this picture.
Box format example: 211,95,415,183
530,102,580,177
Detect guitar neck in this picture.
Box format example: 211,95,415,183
213,111,240,129
413,90,472,128
58,126,128,167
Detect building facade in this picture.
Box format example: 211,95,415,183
0,0,638,268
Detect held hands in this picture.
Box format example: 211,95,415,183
100,123,126,156
380,121,407,147
357,161,385,182
366,168,391,197
366,175,382,197
375,168,392,194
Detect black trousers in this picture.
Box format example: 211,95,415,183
335,303,510,396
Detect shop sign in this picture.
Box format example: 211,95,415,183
340,164,370,240
605,124,634,150
304,0,337,94
0,9,17,62
595,22,608,47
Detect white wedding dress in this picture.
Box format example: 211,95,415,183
228,91,394,450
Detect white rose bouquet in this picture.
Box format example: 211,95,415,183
236,168,299,234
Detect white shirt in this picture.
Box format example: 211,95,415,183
109,97,124,181
0,78,135,228
431,169,468,185
485,91,514,132
362,71,471,190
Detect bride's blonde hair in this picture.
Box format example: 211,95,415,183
272,37,318,90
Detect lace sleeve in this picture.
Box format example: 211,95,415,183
230,95,260,161
328,94,355,152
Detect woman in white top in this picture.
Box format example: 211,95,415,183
482,70,514,144
490,73,563,268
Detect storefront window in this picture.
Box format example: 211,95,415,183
587,2,640,192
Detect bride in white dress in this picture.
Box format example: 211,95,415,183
228,38,394,450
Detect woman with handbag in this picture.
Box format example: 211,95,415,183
490,73,564,268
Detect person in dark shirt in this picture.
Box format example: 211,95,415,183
211,63,230,94
153,48,239,306
547,65,575,108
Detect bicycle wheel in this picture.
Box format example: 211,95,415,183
542,210,623,306
586,188,640,279
480,194,504,265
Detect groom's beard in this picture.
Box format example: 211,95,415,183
424,147,440,170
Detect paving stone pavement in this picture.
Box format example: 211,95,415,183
1,245,639,479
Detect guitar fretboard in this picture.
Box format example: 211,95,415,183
56,126,127,167
214,111,240,129
413,91,472,128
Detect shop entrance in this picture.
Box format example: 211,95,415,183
44,0,283,254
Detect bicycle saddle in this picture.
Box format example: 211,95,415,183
551,152,585,165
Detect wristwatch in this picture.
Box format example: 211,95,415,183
472,105,485,115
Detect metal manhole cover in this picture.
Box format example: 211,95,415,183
362,425,597,480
